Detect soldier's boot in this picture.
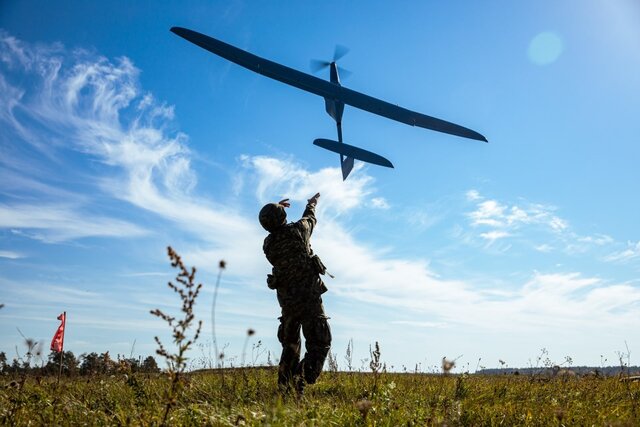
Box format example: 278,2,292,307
277,317,302,394
295,377,305,397
278,361,299,397
277,380,292,397
294,361,306,397
301,315,332,385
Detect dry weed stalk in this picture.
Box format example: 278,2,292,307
241,328,255,366
150,246,203,426
369,341,382,395
327,351,339,373
211,259,226,368
344,338,353,372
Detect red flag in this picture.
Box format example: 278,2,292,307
50,312,66,353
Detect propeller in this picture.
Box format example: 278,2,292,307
310,45,352,79
333,44,349,62
310,59,332,73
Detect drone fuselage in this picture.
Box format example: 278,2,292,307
323,63,352,178
324,62,344,126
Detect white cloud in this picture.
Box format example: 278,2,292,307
391,320,447,328
1,279,118,308
0,203,148,243
604,240,640,263
479,230,510,243
370,197,390,209
468,200,506,227
407,211,439,230
243,155,374,217
119,272,168,278
468,196,565,232
465,189,482,201
578,234,614,246
0,250,23,259
0,33,385,278
464,191,623,257
549,216,568,232
316,220,640,330
0,32,253,250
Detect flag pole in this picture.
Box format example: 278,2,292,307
57,311,66,384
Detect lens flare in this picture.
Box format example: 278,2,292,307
528,32,564,66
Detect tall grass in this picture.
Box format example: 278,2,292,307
2,367,639,425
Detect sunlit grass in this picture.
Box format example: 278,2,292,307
2,250,638,426
1,369,639,425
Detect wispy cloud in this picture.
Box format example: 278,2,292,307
119,272,169,278
464,191,568,252
604,240,640,263
316,217,640,331
0,202,148,243
479,230,510,243
391,320,447,328
241,155,375,217
0,31,383,278
370,197,390,209
464,189,619,256
465,189,481,201
467,193,565,233
0,250,23,259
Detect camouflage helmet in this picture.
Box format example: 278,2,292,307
259,203,287,232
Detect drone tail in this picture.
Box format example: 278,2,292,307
340,155,355,181
333,122,355,180
313,139,393,180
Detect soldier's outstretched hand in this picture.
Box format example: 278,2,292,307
278,198,291,208
308,192,320,206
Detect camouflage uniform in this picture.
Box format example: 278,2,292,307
262,202,331,393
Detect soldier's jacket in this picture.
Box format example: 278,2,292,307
263,202,327,311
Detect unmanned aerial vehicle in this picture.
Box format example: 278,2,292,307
171,27,487,180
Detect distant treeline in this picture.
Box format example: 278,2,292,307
0,350,160,376
476,366,640,377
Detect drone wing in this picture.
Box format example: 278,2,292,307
338,87,487,142
170,27,487,143
171,27,337,99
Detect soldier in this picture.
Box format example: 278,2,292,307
259,192,331,395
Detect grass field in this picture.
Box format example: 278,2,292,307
3,250,637,425
2,367,639,426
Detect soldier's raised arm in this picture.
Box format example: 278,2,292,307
297,192,320,237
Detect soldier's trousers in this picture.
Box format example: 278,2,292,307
277,308,331,390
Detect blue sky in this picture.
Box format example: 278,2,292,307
1,0,639,372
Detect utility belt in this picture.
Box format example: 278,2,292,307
267,254,333,293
